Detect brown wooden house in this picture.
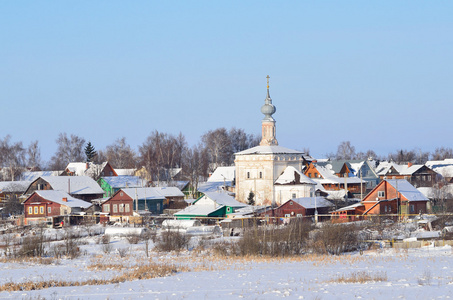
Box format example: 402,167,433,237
23,190,92,226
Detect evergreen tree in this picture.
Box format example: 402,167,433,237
84,141,97,162
247,191,255,206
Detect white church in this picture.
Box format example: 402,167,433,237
234,76,316,206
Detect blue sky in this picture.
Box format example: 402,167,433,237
1,1,452,162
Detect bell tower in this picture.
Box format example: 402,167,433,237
260,75,278,146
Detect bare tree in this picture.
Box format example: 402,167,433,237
49,133,86,170
26,140,42,170
387,148,429,164
0,135,26,181
432,147,453,160
139,131,185,184
336,141,356,160
104,137,137,168
183,145,209,198
201,128,232,172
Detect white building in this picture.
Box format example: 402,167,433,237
234,76,312,205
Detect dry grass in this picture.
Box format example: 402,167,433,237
329,271,388,283
0,262,185,292
0,256,58,265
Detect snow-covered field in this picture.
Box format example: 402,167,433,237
1,229,453,299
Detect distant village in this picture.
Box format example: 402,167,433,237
1,80,453,230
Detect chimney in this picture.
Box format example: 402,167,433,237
86,162,89,169
62,197,68,202
408,162,413,168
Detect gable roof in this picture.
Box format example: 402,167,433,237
30,190,92,209
208,166,235,182
201,191,246,208
174,204,225,217
290,197,333,209
275,166,316,185
120,187,167,200
375,162,424,176
386,179,429,202
311,163,362,184
152,187,184,198
38,176,104,195
21,170,62,182
65,162,117,177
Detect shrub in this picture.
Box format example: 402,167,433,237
117,247,129,258
311,223,359,255
154,231,189,252
126,233,141,244
219,218,313,257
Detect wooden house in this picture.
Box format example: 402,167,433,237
270,196,333,223
100,187,166,222
304,162,364,195
24,176,105,202
376,163,437,188
23,190,92,226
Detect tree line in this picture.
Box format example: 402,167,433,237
0,128,260,186
1,133,453,184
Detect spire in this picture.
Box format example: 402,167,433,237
260,75,278,146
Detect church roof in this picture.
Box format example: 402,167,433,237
235,145,304,155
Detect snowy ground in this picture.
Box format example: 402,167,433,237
1,230,453,299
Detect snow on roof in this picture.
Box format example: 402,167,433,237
152,186,184,197
174,204,222,216
386,179,429,202
430,165,453,178
208,166,235,182
426,159,453,168
198,181,226,193
333,202,364,212
121,187,166,200
40,176,104,195
21,170,62,181
203,191,246,208
376,162,424,176
0,181,32,193
66,162,113,177
275,166,316,185
114,169,136,176
101,176,145,188
235,145,304,155
291,197,333,209
33,190,91,208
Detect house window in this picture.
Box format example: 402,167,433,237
247,172,250,179
388,205,391,212
259,172,263,179
119,204,124,213
120,192,123,196
296,214,303,217
226,207,231,213
427,175,431,181
308,174,312,178
125,204,130,213
103,204,110,212
284,214,291,218
40,206,44,214
113,204,118,213
410,204,415,213
28,207,33,214
48,207,51,214
292,194,296,199
290,201,293,205
378,191,385,198
34,207,38,214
